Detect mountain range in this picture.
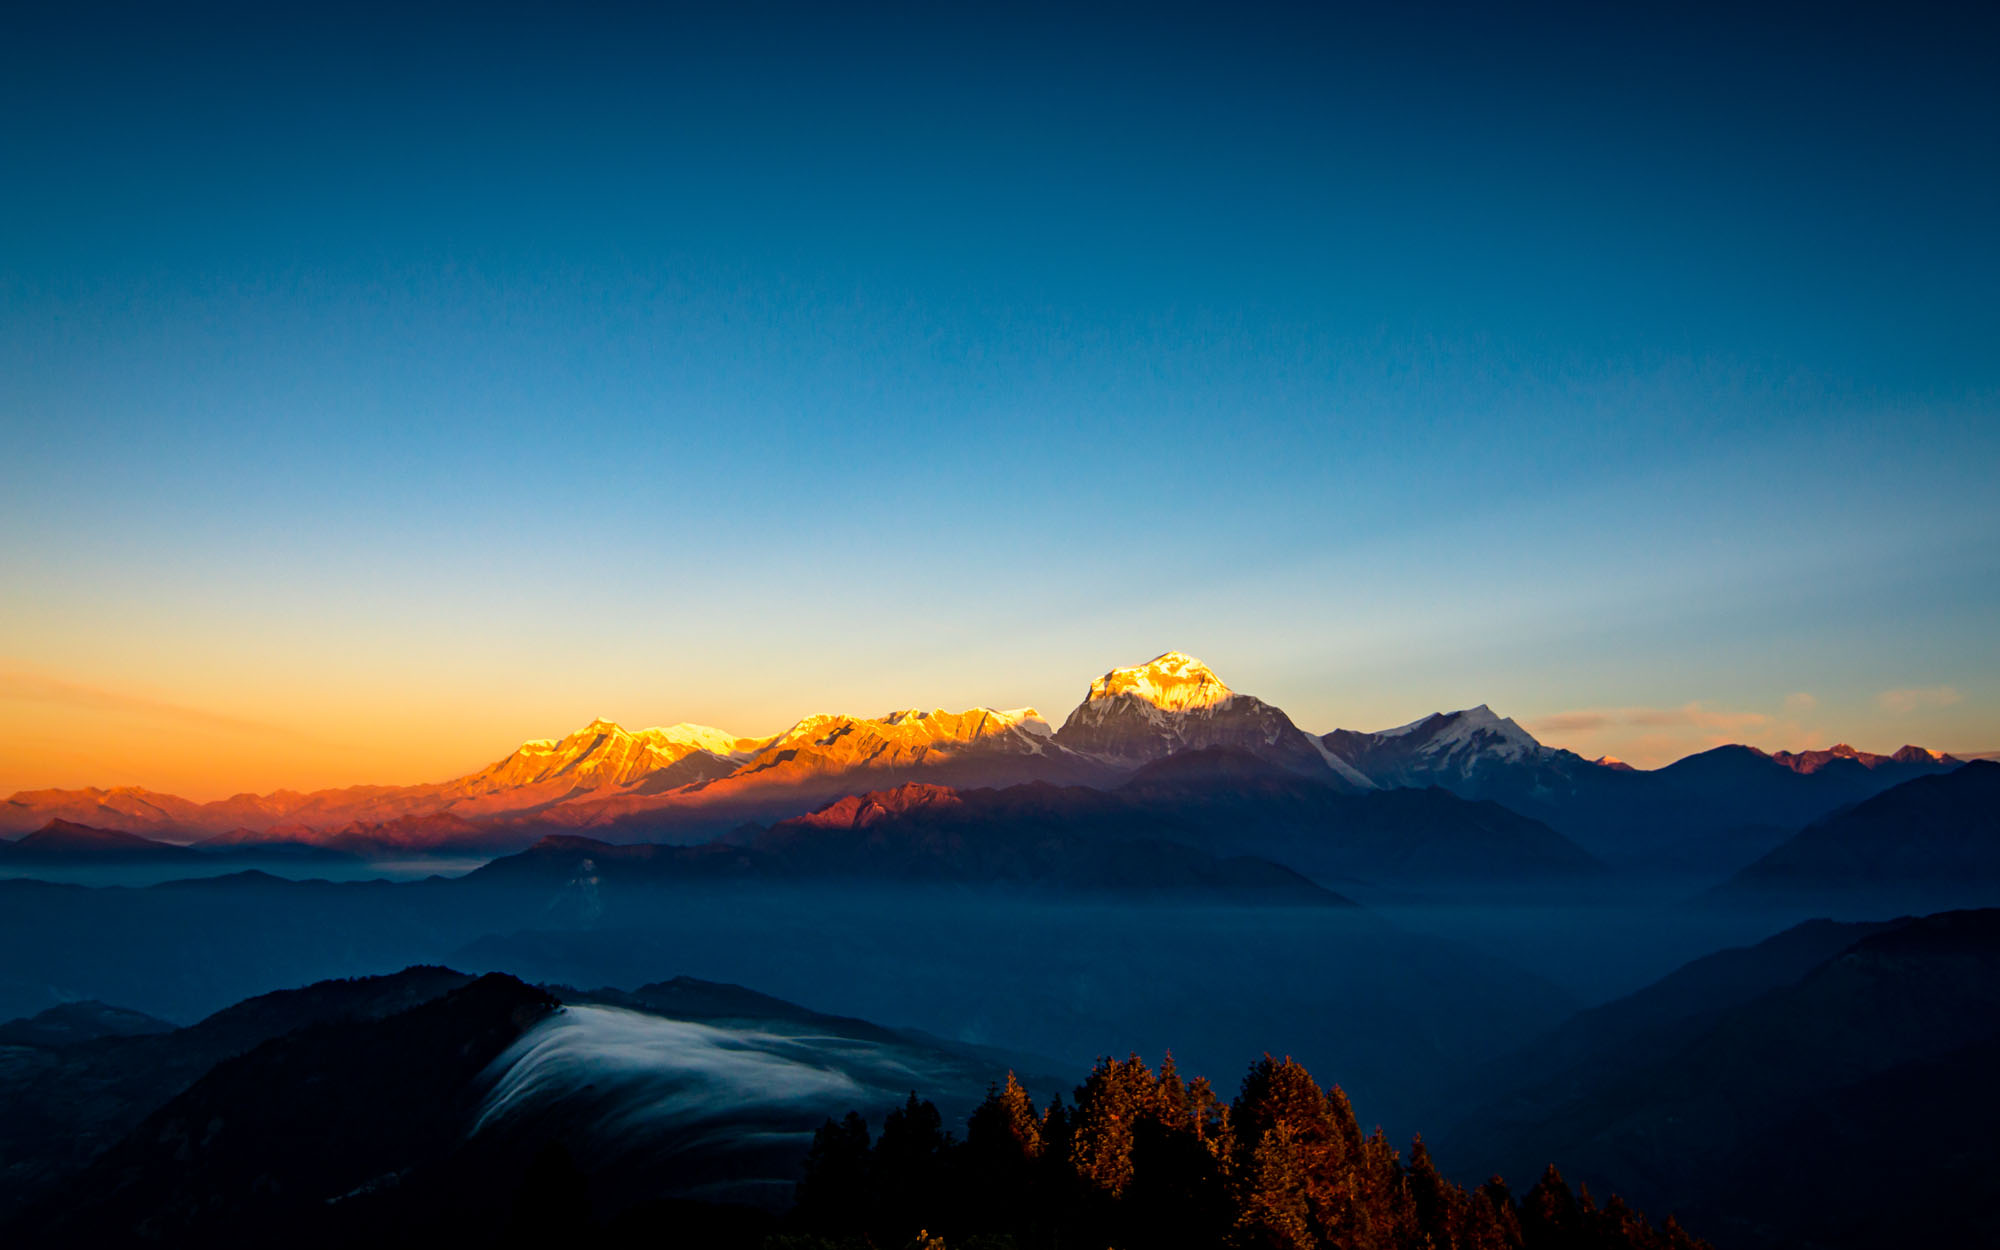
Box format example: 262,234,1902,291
1,653,1969,875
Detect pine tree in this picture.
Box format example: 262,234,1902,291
1237,1120,1317,1250
965,1072,1043,1162
874,1094,949,1240
1406,1136,1467,1250
1071,1054,1159,1197
962,1073,1045,1237
1470,1177,1525,1250
786,1053,1707,1250
1521,1165,1581,1250
795,1111,872,1235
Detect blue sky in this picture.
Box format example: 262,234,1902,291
3,2,1996,793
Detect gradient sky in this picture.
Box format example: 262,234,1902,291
4,2,1997,798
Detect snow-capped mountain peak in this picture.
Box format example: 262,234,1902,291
1084,652,1236,712
1321,704,1553,788
1390,705,1543,762
1055,653,1362,785
458,718,753,796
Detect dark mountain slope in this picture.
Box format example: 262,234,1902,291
12,973,557,1248
1693,1032,2000,1249
1720,760,2000,905
1,968,1059,1248
1115,746,1602,888
1443,910,2000,1249
1448,917,1907,1113
0,966,476,1219
471,784,1351,906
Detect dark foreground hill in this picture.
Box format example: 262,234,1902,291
0,965,1054,1245
1,967,1703,1250
1441,909,2000,1249
0,966,478,1214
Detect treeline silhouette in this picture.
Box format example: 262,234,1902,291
784,1053,1707,1250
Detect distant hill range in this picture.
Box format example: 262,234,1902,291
2,653,1968,875
0,819,362,871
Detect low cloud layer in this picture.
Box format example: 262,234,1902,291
472,1004,984,1195
1523,698,1818,767
1526,701,1777,739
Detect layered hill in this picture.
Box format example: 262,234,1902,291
1717,760,2000,906
0,966,482,1219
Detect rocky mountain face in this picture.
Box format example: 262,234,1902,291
1322,704,1571,788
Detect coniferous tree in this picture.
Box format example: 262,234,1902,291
1127,1052,1233,1249
794,1112,872,1236
1238,1120,1316,1250
1406,1136,1467,1250
962,1073,1045,1237
1233,1055,1386,1249
783,1053,1707,1250
1073,1054,1157,1196
1521,1165,1582,1250
1471,1176,1526,1250
873,1094,949,1240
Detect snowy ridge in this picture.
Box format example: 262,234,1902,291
1321,704,1557,788
1309,736,1382,790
